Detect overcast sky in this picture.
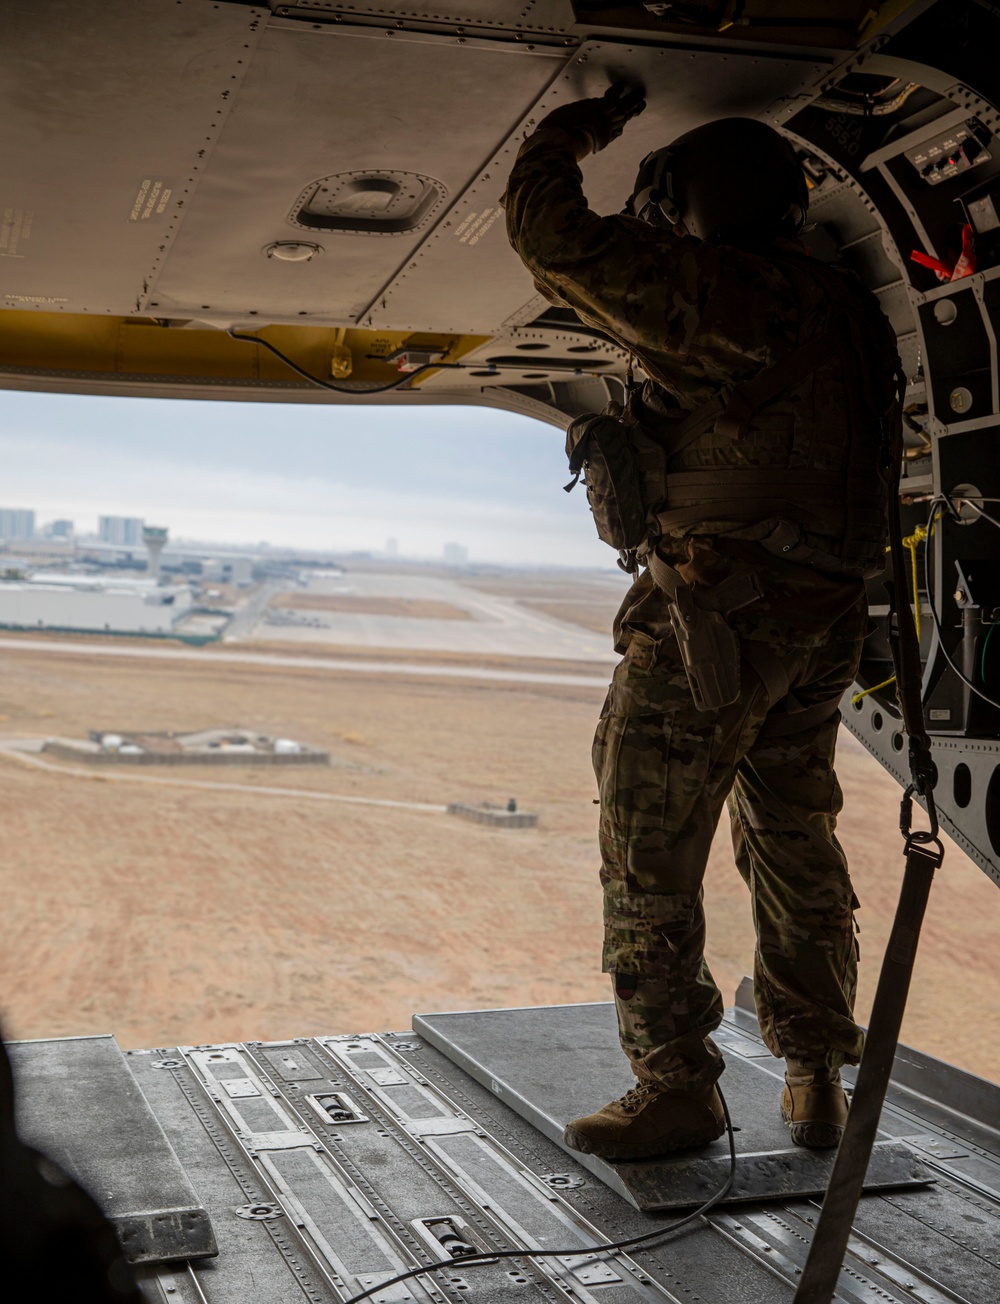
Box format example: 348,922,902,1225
0,389,615,568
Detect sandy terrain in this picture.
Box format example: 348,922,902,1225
0,636,997,1088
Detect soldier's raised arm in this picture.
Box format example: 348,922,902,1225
503,84,647,315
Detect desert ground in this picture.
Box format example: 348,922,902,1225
0,574,998,1088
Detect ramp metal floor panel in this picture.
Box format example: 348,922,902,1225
9,1034,217,1264
11,1009,1000,1303
412,1003,928,1211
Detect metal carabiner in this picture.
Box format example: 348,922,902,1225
899,783,943,862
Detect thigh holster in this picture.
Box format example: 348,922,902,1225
646,553,762,711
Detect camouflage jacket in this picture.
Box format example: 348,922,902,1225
504,125,813,411
504,124,872,648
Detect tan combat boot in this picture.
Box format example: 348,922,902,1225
563,1079,726,1160
781,1058,849,1149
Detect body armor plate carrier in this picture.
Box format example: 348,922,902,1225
565,252,902,583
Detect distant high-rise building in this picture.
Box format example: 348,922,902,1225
385,538,399,557
442,542,468,566
44,519,74,539
0,508,35,540
98,515,144,546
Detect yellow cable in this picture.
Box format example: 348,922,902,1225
850,510,945,707
902,523,927,641
851,674,897,706
903,509,945,642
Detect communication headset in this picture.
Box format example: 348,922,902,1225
624,120,809,242
626,146,682,227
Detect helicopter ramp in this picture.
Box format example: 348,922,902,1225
413,1002,925,1212
9,991,1000,1303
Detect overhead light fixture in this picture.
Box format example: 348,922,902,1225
264,242,323,262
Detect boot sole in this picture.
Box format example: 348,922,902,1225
784,1119,844,1150
562,1119,725,1162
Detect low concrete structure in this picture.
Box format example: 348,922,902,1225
0,572,192,636
447,801,538,829
43,728,329,766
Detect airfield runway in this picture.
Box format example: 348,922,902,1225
250,570,622,661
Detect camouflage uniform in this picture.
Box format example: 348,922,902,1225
505,124,873,1089
595,564,865,1089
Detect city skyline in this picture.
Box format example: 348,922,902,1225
0,502,475,565
0,389,613,568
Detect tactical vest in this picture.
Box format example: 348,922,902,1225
565,251,901,579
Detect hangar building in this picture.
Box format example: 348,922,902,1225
0,572,192,636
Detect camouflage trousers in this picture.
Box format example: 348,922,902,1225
593,626,865,1091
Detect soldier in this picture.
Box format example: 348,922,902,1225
504,86,900,1159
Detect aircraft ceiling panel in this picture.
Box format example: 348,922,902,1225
274,0,577,36
414,324,625,394
144,22,568,324
369,39,831,331
0,0,267,316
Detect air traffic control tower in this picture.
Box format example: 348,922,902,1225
142,525,168,581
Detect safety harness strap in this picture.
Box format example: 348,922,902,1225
756,691,843,738
644,323,842,461
646,552,764,711
792,840,941,1304
741,639,789,709
792,370,943,1304
716,325,842,440
652,468,845,537
645,550,761,614
664,468,839,492
646,552,840,725
742,642,845,735
652,499,809,533
643,549,683,596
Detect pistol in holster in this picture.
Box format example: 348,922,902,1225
652,561,763,712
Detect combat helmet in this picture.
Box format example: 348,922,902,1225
628,117,808,245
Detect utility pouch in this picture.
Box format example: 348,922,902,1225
565,403,648,553
666,582,743,711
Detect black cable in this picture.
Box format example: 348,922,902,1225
228,330,613,393
227,330,466,394
338,1086,738,1304
923,496,1000,713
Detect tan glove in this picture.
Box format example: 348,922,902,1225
534,82,646,158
